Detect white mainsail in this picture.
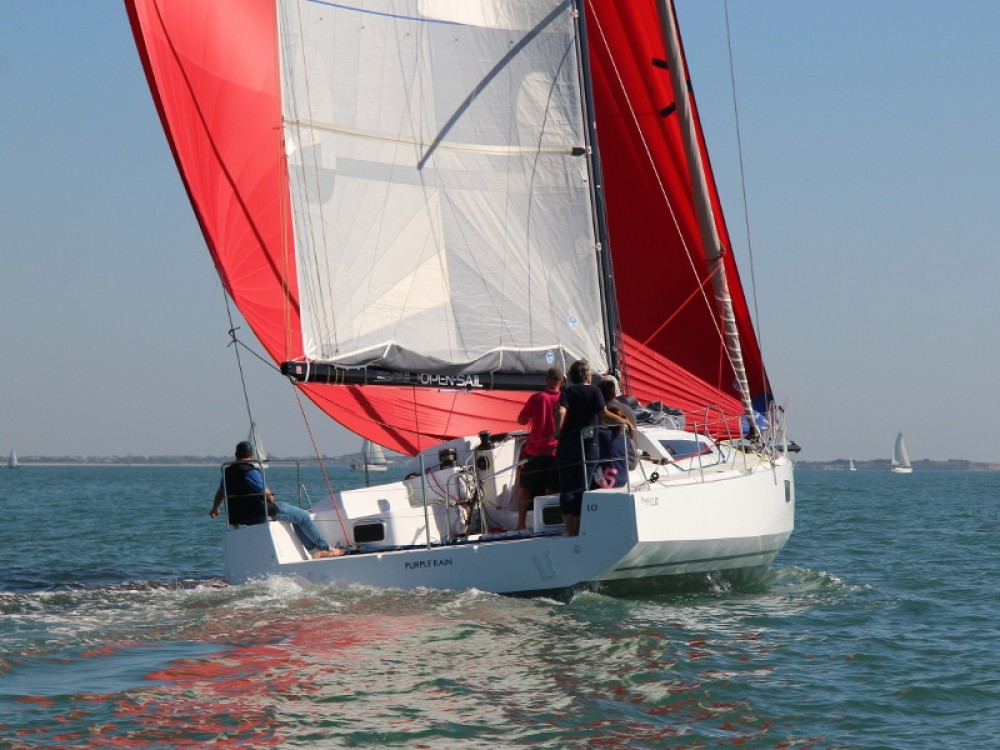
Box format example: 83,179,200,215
888,432,912,473
6,450,17,469
277,0,608,376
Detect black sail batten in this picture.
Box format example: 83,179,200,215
659,103,678,118
281,361,548,392
573,0,622,378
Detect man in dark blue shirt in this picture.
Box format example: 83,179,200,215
210,441,343,558
554,360,631,536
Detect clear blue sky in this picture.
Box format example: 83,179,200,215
1,2,997,463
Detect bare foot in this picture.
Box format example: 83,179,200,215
312,547,346,559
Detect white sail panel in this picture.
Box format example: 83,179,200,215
893,432,911,467
278,0,607,376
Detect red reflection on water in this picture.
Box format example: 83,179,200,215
7,612,424,749
14,696,55,707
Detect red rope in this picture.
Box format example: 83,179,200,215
641,265,720,347
292,384,350,542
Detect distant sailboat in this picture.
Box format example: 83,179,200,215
888,432,913,474
247,422,268,464
350,440,389,473
848,458,856,471
6,450,18,469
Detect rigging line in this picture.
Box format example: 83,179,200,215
221,289,257,435
640,265,721,347
410,384,424,453
230,334,282,374
723,1,765,374
291,385,350,541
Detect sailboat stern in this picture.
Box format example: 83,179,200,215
586,457,795,593
222,521,310,583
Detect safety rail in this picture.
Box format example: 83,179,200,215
413,445,525,545
701,403,747,474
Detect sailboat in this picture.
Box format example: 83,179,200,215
247,422,268,465
126,0,796,596
888,432,913,474
848,458,857,471
350,439,389,473
6,450,17,470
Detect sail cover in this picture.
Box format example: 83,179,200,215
126,0,767,454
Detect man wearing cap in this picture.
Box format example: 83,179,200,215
210,440,343,559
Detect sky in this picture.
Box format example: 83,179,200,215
1,2,997,463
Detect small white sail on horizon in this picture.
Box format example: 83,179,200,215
6,450,17,469
351,439,389,472
888,432,913,474
247,422,268,464
848,457,856,471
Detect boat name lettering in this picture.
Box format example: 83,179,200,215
641,496,660,507
405,558,455,570
418,374,482,388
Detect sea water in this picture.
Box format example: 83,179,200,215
0,465,997,748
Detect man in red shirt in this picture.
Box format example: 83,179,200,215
514,366,563,530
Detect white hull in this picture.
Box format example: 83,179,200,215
349,464,389,473
888,465,913,474
222,429,794,596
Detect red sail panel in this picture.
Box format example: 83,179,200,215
586,1,768,403
301,386,529,456
620,335,744,437
126,0,297,361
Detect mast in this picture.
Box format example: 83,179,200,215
655,0,759,435
573,0,621,377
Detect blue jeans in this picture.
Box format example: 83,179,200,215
274,501,331,552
